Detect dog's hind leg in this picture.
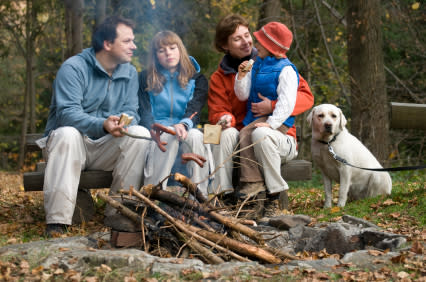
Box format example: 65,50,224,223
323,175,333,208
366,172,392,198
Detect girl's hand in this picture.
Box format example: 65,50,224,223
174,123,188,140
254,122,271,128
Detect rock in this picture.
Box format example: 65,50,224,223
269,214,311,230
0,232,420,278
342,215,379,229
361,229,407,251
290,223,364,255
341,250,401,271
285,258,340,272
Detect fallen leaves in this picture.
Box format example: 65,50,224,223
410,240,424,254
330,206,340,213
368,249,385,256
0,172,424,281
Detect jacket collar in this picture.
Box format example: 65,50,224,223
220,48,258,75
80,47,133,80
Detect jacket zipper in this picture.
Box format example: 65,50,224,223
170,74,174,120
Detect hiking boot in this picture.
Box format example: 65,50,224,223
237,182,266,199
45,224,68,238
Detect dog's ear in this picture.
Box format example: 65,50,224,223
338,108,347,129
306,107,315,127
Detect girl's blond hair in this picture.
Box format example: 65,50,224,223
147,30,195,93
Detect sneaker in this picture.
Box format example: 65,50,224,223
45,224,68,238
237,182,266,199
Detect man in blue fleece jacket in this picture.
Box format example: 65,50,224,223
40,16,151,236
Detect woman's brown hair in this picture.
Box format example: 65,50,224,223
214,14,250,53
147,30,195,93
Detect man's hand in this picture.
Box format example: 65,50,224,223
252,93,272,117
174,123,187,140
217,114,232,129
103,116,125,137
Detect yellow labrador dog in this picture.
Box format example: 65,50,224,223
307,104,392,208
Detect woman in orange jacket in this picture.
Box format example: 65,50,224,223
208,14,314,214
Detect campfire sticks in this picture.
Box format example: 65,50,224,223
174,172,208,203
262,245,299,261
127,187,281,264
172,173,264,244
184,224,281,264
125,187,252,262
176,231,225,264
97,192,141,224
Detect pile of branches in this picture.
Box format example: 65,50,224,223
97,173,298,265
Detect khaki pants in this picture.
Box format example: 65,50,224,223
210,127,239,194
43,125,151,225
239,118,297,194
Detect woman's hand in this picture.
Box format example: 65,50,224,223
252,93,273,117
174,123,188,140
217,114,232,129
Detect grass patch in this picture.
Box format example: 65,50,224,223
290,169,425,235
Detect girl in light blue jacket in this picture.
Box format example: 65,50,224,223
138,30,210,195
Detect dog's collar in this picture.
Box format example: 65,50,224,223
318,133,339,145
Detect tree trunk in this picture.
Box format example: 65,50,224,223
95,0,107,29
347,0,390,163
19,0,32,167
64,0,84,58
257,0,282,29
28,1,36,134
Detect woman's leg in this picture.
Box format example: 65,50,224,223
210,127,239,194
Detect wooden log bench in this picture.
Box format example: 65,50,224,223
23,128,312,223
390,102,426,130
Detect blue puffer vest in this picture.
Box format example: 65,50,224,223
243,56,299,127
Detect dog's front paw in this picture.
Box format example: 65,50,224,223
324,201,332,208
337,201,346,208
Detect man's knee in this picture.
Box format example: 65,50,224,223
49,127,83,147
127,125,150,137
53,126,81,138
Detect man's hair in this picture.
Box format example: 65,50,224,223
214,14,249,53
92,15,135,52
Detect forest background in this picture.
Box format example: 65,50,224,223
0,0,424,171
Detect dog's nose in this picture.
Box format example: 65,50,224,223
324,123,332,133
